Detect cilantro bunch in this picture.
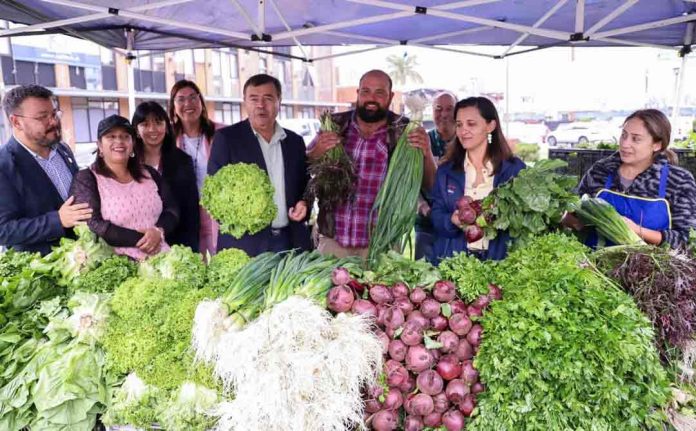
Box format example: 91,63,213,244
202,163,277,238
478,159,579,248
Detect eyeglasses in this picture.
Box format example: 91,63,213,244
14,110,62,123
174,94,200,104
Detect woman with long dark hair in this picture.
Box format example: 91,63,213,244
70,115,179,260
570,109,696,248
133,101,200,251
430,96,525,263
169,80,223,257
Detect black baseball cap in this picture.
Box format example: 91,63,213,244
97,114,135,140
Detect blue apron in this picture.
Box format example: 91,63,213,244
588,164,671,246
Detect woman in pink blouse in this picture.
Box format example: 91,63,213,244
169,80,223,258
70,115,179,261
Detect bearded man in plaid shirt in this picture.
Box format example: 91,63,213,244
307,69,437,259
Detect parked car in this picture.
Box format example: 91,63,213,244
547,122,617,148
279,118,321,146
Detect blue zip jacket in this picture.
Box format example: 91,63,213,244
430,157,526,264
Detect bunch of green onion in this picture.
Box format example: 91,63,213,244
367,122,423,267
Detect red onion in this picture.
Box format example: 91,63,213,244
376,330,390,354
409,393,435,416
406,345,433,373
437,331,459,354
409,287,427,304
398,373,416,393
392,282,409,298
431,314,449,331
403,415,424,431
351,299,377,318
449,299,467,314
432,391,449,413
370,284,394,304
445,379,469,404
448,313,472,336
487,283,502,300
423,411,442,427
331,267,351,286
371,409,398,431
442,409,465,431
400,321,424,346
383,388,403,410
388,339,407,362
433,280,457,303
406,310,429,329
454,339,474,361
420,298,441,318
383,307,405,330
461,360,479,385
386,360,409,388
467,305,483,318
459,394,476,417
471,382,485,394
364,398,382,413
394,296,415,316
416,369,444,396
466,324,483,347
473,294,491,310
327,285,354,313
436,356,462,381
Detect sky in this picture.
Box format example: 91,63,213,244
332,44,696,115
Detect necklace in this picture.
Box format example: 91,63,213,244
186,135,204,178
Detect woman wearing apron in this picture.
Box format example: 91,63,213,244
572,109,696,249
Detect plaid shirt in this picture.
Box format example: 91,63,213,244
333,119,389,248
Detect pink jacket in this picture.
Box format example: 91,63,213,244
176,121,224,259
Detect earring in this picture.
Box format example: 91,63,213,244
487,133,492,145
130,152,135,158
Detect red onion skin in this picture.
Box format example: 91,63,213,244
431,315,449,331
459,394,476,417
448,313,473,336
461,360,479,385
351,299,377,318
331,267,351,286
403,415,425,431
423,411,443,427
364,398,382,414
398,373,416,393
432,391,449,413
450,299,467,314
488,283,503,300
433,280,457,303
401,321,424,346
388,339,407,362
392,282,410,298
409,287,427,304
327,285,354,313
394,296,415,315
371,409,399,431
406,311,430,329
455,339,474,361
420,298,441,319
370,284,394,304
383,388,404,410
410,393,435,416
406,345,433,373
416,369,444,396
472,382,485,394
436,356,463,381
467,305,483,318
467,324,483,347
437,331,460,354
442,409,466,431
445,379,469,404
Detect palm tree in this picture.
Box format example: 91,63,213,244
386,53,423,87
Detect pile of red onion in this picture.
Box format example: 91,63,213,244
327,267,502,431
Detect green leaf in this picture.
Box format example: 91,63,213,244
424,335,443,350
441,303,452,318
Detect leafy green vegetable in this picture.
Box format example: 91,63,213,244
202,163,277,238
478,159,579,248
69,254,136,295
361,250,441,289
470,234,670,431
103,277,215,390
438,251,495,303
138,245,207,288
0,249,38,280
159,382,220,431
33,224,114,287
102,372,163,429
571,195,644,245
206,248,250,296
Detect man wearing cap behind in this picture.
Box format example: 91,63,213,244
0,84,90,255
208,74,311,256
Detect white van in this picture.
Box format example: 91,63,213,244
279,118,322,146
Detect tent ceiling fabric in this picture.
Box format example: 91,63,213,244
0,0,695,57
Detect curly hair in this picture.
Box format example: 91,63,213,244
2,84,54,118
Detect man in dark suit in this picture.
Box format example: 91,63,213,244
208,74,311,256
0,85,92,255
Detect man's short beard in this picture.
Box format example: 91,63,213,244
357,104,388,123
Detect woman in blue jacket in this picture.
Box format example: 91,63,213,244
430,97,525,264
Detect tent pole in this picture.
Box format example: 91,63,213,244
504,56,510,138
258,0,266,34
501,0,569,57
670,22,695,142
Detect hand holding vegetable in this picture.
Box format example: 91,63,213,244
451,210,463,228
308,131,340,160
288,200,308,222
407,126,432,158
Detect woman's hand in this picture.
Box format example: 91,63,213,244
451,210,462,228
561,211,584,231
137,227,163,255
622,216,663,245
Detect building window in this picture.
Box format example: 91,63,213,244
259,57,268,74
279,105,293,119
211,49,239,97
214,102,241,125
134,51,166,93
0,20,10,56
100,48,117,91
300,107,314,119
72,97,119,143
299,66,315,101
173,49,195,82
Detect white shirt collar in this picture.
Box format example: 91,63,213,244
253,122,286,145
13,134,57,161
464,154,493,175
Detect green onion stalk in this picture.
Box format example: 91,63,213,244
220,252,283,319
571,195,644,246
306,111,357,210
367,122,423,268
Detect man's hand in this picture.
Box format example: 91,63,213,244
408,126,432,158
308,131,339,160
418,200,431,218
136,227,162,255
288,200,308,222
58,196,92,228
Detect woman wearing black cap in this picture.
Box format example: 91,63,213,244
69,114,179,260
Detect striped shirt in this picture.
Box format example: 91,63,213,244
577,152,696,248
15,137,73,200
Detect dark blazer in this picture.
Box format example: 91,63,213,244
208,119,312,256
160,147,200,252
430,157,526,263
70,165,180,247
0,136,78,255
